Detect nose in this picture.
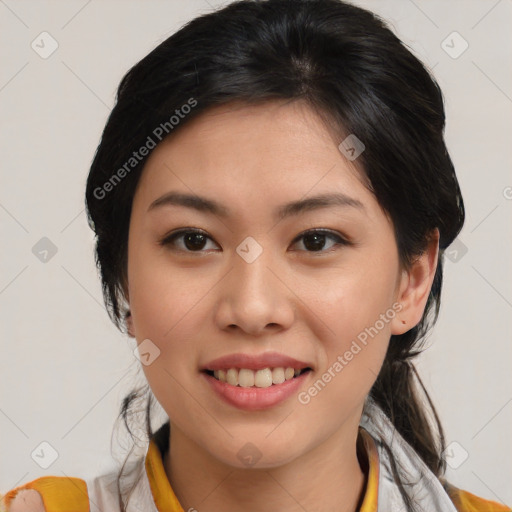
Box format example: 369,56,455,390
214,242,295,336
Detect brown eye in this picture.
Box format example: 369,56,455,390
291,229,349,253
160,229,218,252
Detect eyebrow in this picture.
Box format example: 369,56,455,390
148,191,365,220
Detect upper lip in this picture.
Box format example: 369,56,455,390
201,351,313,372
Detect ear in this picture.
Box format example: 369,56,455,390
391,228,440,335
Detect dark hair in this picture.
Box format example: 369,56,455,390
85,0,464,510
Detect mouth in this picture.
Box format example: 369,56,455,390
202,366,313,388
201,364,313,411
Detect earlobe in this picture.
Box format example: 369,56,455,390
391,229,440,335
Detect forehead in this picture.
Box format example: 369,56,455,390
152,99,350,163
133,99,378,220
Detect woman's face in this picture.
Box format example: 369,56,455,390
126,99,412,468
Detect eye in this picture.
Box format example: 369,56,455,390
159,228,218,253
159,228,350,254
290,229,350,253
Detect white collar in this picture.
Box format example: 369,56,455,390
360,396,457,512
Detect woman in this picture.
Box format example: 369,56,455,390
3,0,510,511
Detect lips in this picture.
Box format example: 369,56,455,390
202,367,312,410
199,352,314,410
200,351,313,372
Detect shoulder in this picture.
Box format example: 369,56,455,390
441,479,512,512
1,476,89,512
2,489,44,512
1,445,153,512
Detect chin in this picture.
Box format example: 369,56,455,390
209,436,304,470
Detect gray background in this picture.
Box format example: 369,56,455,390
1,0,511,506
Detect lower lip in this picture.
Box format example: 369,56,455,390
201,370,311,411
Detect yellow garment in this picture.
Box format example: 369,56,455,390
441,481,511,512
1,476,88,511
1,428,510,512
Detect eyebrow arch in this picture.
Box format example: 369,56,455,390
148,191,365,220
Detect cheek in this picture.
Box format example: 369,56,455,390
127,248,209,391
128,268,206,425
305,253,397,339
128,240,205,338
297,253,397,394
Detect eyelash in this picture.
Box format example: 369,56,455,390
158,228,351,255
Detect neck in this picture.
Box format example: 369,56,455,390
163,415,368,512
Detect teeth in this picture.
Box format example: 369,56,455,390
254,368,273,388
211,367,307,387
272,367,285,384
285,367,295,380
226,368,238,386
238,368,255,387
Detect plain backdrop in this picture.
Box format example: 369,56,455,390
1,0,511,506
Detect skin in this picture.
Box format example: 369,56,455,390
8,489,45,512
124,99,439,512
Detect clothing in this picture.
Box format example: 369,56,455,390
2,398,510,512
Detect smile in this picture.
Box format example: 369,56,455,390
201,368,313,411
204,367,312,388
